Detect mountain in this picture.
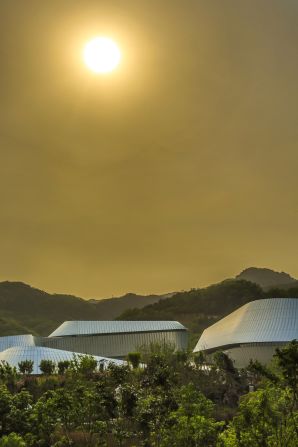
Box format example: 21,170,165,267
89,292,174,316
0,282,171,336
236,267,298,290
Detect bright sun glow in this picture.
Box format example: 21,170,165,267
83,37,121,74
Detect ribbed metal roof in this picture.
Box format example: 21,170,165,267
0,334,36,352
49,321,186,337
194,298,298,352
0,346,124,374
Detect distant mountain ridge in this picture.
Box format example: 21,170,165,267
0,282,172,336
88,292,175,316
236,267,298,290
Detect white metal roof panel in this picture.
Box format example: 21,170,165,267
194,298,298,352
0,346,124,374
49,321,186,337
0,334,36,352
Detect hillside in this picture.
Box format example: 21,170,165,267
89,292,174,315
236,267,298,290
0,282,171,336
118,279,298,347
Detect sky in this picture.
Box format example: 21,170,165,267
0,0,298,298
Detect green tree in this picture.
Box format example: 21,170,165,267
127,352,141,369
275,340,298,404
0,362,18,388
69,355,98,377
0,433,26,447
7,390,33,436
57,360,70,375
18,360,34,375
218,386,298,447
39,360,56,375
0,386,12,435
159,384,222,447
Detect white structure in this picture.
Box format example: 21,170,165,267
46,320,188,359
0,346,123,374
0,320,188,372
193,298,298,368
0,334,36,352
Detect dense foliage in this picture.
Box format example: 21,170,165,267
0,342,297,446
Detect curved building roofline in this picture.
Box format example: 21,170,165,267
49,321,187,337
0,346,124,374
193,298,298,353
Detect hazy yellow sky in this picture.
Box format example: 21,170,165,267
0,0,298,298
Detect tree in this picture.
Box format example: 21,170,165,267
0,362,18,388
275,340,298,404
18,360,34,375
193,351,206,367
7,390,33,436
127,352,141,369
69,355,98,377
0,433,26,447
159,384,222,447
57,361,70,375
0,386,12,436
39,360,56,375
218,385,298,447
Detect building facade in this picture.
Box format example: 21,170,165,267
193,298,298,368
46,320,188,359
0,320,188,373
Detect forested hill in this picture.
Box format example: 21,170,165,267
236,267,298,290
118,279,298,346
0,282,171,336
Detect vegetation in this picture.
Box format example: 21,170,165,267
0,342,297,446
0,282,169,336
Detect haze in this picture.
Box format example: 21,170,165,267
1,0,298,298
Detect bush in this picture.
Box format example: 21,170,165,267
127,352,141,369
18,360,34,375
39,360,56,375
0,433,26,447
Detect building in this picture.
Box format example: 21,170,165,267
0,346,123,374
0,320,188,373
193,298,298,368
45,320,188,359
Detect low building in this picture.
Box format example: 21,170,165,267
0,320,188,373
0,346,123,374
45,320,188,359
193,298,298,368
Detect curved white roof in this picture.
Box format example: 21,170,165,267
49,321,186,337
0,334,36,352
194,298,298,352
0,346,124,374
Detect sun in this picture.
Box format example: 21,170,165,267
83,37,121,74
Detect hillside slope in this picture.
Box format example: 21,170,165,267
0,282,171,336
236,267,298,290
90,292,174,316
